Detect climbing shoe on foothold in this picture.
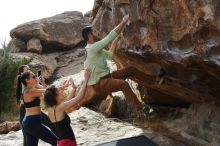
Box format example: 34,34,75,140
157,68,166,85
143,105,155,117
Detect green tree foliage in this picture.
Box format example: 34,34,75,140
0,41,31,120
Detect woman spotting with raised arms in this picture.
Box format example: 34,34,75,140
44,69,91,146
20,71,58,146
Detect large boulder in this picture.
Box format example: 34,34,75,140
10,11,89,52
84,10,93,23
92,0,103,18
89,0,220,145
9,47,85,79
92,0,220,104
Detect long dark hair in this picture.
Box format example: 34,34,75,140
82,26,92,42
18,65,28,75
16,65,29,102
44,85,58,107
20,72,32,87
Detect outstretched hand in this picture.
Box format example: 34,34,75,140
68,78,77,89
122,14,129,23
114,14,130,34
60,80,70,90
39,77,45,84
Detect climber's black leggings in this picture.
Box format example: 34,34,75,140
22,115,57,146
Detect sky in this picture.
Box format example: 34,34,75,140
0,0,94,45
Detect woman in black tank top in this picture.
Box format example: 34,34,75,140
16,65,57,146
44,69,91,146
20,72,58,146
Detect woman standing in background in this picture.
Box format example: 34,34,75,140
16,66,56,146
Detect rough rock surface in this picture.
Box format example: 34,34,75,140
8,38,26,53
10,52,58,79
10,11,88,52
0,122,20,134
84,10,93,23
92,0,220,106
9,47,85,79
52,48,85,80
27,38,42,53
163,103,220,146
86,0,220,145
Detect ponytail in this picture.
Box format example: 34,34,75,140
15,75,22,103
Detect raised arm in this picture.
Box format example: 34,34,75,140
88,15,129,52
110,35,121,54
65,78,77,101
24,88,46,100
36,77,47,89
113,15,129,34
59,69,91,111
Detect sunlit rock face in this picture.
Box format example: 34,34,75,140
91,0,220,105
10,11,89,52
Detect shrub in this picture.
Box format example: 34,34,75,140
0,41,31,121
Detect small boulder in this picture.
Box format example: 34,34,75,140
8,38,26,53
0,121,20,134
27,38,42,53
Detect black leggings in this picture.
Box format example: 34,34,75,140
22,115,58,146
19,104,27,146
19,104,56,146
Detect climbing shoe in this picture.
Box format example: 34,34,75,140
157,68,166,85
143,105,155,117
